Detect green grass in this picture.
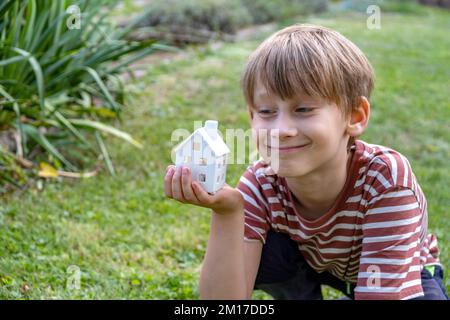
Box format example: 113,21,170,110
1,7,449,299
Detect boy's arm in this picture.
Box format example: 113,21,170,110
199,211,263,299
244,240,263,298
355,186,424,300
165,165,263,299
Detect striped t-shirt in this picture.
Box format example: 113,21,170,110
236,139,441,300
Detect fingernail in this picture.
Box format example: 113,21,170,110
183,167,189,174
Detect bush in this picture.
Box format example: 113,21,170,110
140,0,252,34
0,0,169,195
241,0,328,24
132,0,328,44
337,0,427,14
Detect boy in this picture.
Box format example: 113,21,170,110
164,24,447,300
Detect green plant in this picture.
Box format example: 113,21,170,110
133,0,328,44
337,0,427,14
241,0,328,24
0,0,171,192
0,7,449,299
135,0,328,34
139,0,252,34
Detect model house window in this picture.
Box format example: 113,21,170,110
193,141,201,151
199,158,207,165
198,173,206,182
184,155,191,163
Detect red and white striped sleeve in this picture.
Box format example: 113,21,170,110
355,186,425,300
236,167,270,244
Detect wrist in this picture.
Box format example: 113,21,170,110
212,206,244,217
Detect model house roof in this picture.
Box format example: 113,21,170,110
173,120,230,157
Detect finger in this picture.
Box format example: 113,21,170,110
164,165,176,198
171,166,185,202
181,167,200,204
192,181,213,206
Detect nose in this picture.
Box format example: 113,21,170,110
270,113,298,140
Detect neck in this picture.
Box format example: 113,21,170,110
286,147,353,220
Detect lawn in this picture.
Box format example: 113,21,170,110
1,7,449,299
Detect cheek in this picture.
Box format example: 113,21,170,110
252,128,269,148
251,120,270,141
251,117,270,129
304,119,336,141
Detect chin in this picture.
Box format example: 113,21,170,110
273,166,304,178
272,158,310,177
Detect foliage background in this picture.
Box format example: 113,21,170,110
1,1,449,299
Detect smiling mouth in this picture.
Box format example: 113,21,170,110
266,144,310,154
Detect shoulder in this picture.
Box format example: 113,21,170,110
236,159,284,206
356,140,417,194
238,159,277,187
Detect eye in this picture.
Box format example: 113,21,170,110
257,108,276,116
295,107,313,113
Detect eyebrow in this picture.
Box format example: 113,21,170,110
254,95,317,105
254,91,271,100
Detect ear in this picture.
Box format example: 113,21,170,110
346,96,370,138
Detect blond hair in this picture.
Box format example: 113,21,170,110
241,24,374,118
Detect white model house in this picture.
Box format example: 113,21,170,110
174,120,230,194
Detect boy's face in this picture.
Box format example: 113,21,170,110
251,81,351,178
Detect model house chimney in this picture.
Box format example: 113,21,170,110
204,120,218,140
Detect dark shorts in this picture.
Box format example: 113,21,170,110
254,230,449,300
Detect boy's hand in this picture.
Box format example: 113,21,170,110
164,165,243,215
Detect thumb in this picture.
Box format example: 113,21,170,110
191,182,213,205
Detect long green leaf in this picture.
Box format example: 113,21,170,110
11,47,45,110
0,0,15,18
83,66,120,111
0,55,27,66
95,130,115,175
0,85,26,155
107,43,176,74
45,101,96,152
68,118,143,149
21,123,77,170
23,0,37,49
